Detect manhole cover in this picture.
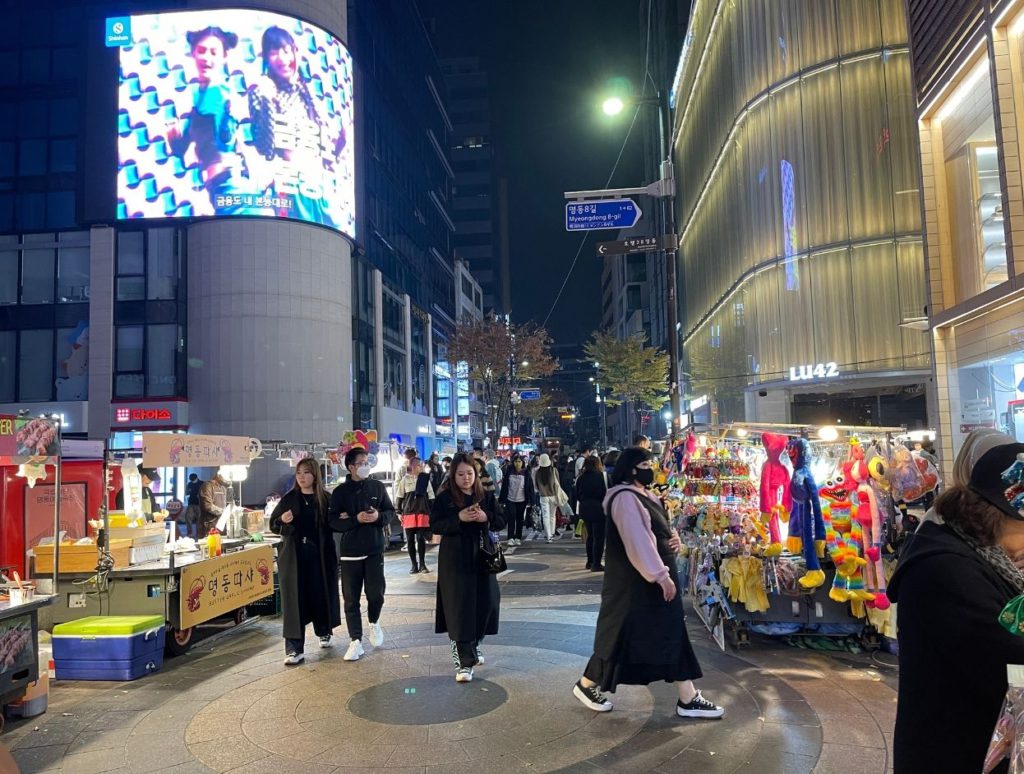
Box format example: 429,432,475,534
347,675,508,725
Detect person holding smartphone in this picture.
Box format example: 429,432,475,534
430,452,506,682
328,448,396,661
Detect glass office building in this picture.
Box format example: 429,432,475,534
673,0,931,428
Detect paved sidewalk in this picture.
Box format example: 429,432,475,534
1,537,898,773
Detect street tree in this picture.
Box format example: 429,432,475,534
585,330,668,441
447,316,557,448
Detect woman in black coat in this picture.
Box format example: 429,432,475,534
575,455,608,571
430,452,506,683
572,447,723,719
270,458,341,665
890,431,1024,774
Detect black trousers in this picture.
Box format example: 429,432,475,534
454,640,478,668
585,517,606,567
506,501,527,540
339,554,386,641
407,527,429,569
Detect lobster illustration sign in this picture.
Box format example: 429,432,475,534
178,545,274,629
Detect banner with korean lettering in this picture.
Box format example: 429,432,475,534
0,415,60,465
142,434,254,468
179,545,274,629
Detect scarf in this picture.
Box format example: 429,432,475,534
947,521,1024,595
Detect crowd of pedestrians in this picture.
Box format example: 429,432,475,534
268,442,724,721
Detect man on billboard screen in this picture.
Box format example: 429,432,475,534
114,9,355,235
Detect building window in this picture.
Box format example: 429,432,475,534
627,285,642,311
21,247,54,304
383,347,406,410
117,231,145,301
936,56,1005,302
627,254,647,282
0,249,15,304
57,245,89,302
19,329,53,400
0,330,14,401
115,326,144,397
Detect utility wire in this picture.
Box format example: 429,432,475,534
541,0,654,330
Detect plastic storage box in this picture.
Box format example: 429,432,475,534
53,616,165,681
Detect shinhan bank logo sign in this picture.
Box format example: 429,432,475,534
106,17,132,47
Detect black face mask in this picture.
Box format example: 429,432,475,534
634,468,654,486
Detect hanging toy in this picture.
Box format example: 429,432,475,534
889,445,927,502
789,437,827,590
1003,453,1024,514
758,433,792,558
850,455,891,610
819,465,872,607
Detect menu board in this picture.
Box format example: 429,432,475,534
0,416,60,465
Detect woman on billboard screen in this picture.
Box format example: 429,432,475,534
248,26,346,228
165,26,269,217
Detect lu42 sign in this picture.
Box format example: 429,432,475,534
788,362,840,381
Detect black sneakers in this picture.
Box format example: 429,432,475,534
676,691,725,719
573,680,613,712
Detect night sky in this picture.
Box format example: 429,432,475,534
427,0,649,345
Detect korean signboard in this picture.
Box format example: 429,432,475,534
179,545,274,629
142,434,254,468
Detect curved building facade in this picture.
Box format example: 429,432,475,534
673,0,931,427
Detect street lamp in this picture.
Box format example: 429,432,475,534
597,91,682,443
602,96,625,116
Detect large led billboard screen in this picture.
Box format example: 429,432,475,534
110,10,355,235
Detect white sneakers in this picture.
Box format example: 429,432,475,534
456,667,474,682
319,636,332,649
284,652,304,666
369,622,384,647
343,639,365,661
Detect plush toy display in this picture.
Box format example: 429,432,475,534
819,465,872,604
789,437,827,590
850,451,891,610
758,433,792,558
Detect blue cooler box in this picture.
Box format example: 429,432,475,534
53,616,166,681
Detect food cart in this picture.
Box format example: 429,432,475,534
34,433,276,655
0,413,61,706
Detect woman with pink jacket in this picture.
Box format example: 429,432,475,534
572,447,724,720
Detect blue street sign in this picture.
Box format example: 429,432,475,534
565,198,642,231
518,389,541,401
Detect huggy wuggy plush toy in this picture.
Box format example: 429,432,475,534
789,437,827,590
758,433,792,558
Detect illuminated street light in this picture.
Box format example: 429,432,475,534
602,96,625,116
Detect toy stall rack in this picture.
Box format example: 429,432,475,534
671,421,909,651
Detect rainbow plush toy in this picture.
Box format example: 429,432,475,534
758,432,792,558
790,437,827,590
819,464,872,606
850,445,891,610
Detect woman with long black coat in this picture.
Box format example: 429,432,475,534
431,452,506,683
575,455,608,571
270,457,341,665
573,447,724,719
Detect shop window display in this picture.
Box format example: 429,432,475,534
939,57,1007,301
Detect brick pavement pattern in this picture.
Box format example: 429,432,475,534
1,540,897,773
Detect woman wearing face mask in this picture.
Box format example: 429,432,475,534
499,454,534,546
572,447,724,719
430,452,505,682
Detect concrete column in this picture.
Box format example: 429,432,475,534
186,219,352,498
425,313,434,419
87,226,116,441
372,269,384,422
402,293,413,410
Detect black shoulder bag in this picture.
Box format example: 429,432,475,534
479,527,507,574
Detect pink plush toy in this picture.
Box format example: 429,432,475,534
759,433,792,557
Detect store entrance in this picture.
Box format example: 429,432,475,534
790,385,928,429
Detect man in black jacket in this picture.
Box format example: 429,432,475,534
329,448,396,661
